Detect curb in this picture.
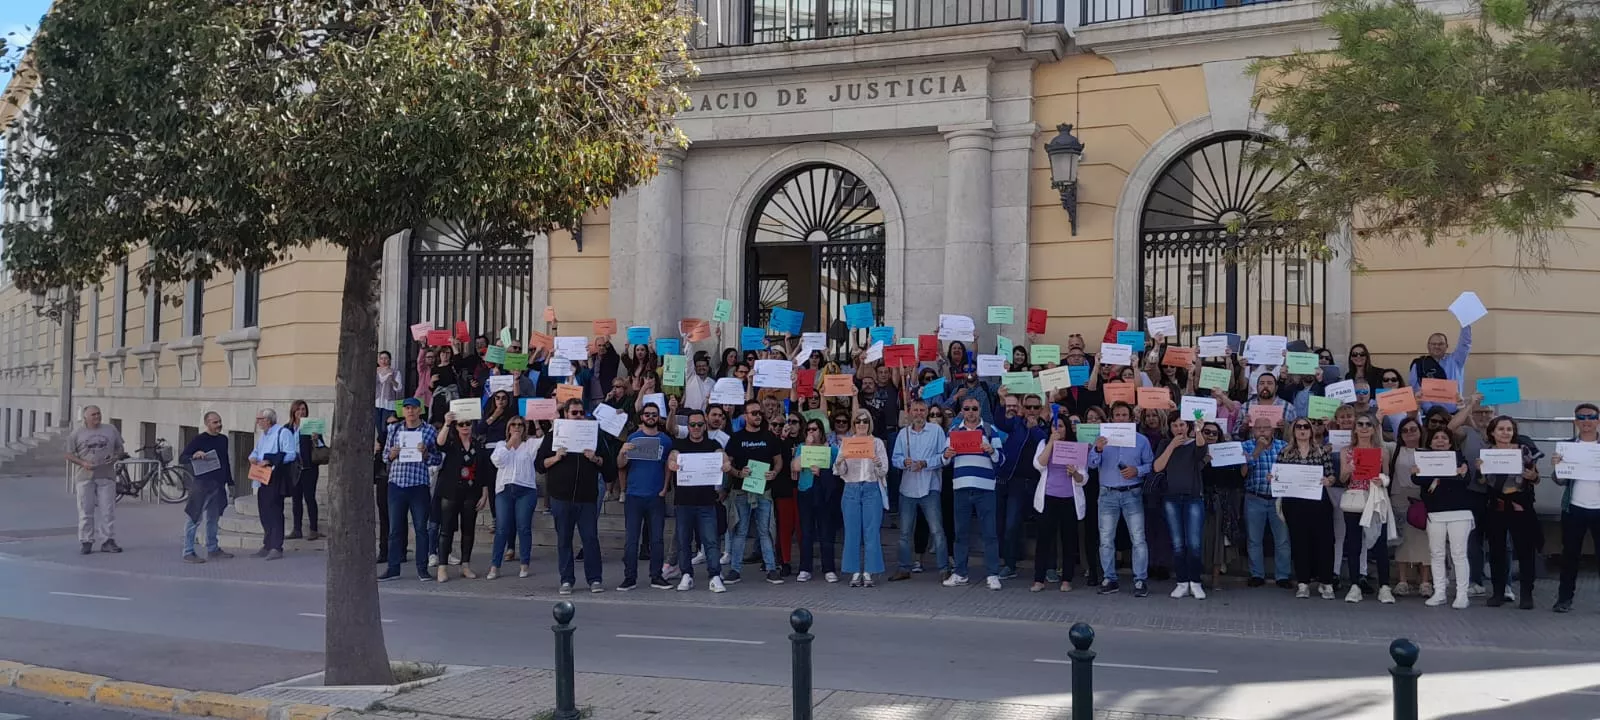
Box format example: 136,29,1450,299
1,661,336,720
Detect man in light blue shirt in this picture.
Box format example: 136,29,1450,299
1410,326,1472,414
1088,402,1154,597
889,399,948,581
248,408,299,560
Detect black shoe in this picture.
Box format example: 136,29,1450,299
285,531,304,540
183,553,205,564
1487,594,1505,607
418,572,433,582
780,563,792,578
617,580,637,592
1097,581,1120,595
1357,577,1374,596
649,577,673,589
723,571,742,584
252,547,271,558
208,549,235,560
1247,577,1265,588
766,570,784,584
80,542,93,555
1553,600,1573,613
100,540,123,554
1519,597,1534,610
1276,579,1294,590
378,569,401,581
1133,580,1150,598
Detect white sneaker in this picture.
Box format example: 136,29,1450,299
676,575,694,591
1418,582,1435,598
912,562,924,574
719,552,731,566
1345,585,1364,603
1190,582,1207,600
796,571,812,582
448,553,461,566
1452,594,1470,610
1425,592,1448,607
1393,581,1412,597
1295,583,1311,599
691,550,706,565
1467,583,1486,597
1378,586,1396,604
1504,588,1516,602
427,553,440,568
986,576,1002,591
943,573,970,587
709,576,727,593
1319,583,1336,600
825,572,840,583
1171,583,1191,599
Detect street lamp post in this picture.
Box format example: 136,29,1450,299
1044,123,1085,236
31,288,80,428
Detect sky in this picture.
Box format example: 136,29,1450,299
0,0,51,90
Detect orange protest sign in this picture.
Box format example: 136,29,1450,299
1102,382,1136,405
841,436,875,460
523,398,557,420
1248,403,1285,426
527,332,554,352
248,463,273,485
681,318,711,342
822,374,856,397
1161,346,1196,368
543,306,557,323
592,319,618,336
1136,387,1174,410
554,384,584,404
1376,388,1419,416
1419,378,1457,405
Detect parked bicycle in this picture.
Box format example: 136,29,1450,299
113,438,191,504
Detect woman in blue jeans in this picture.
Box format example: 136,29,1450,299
832,409,889,587
1154,414,1210,599
489,417,542,580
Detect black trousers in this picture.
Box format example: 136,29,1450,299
1486,506,1539,599
1558,505,1600,603
1080,473,1103,581
292,465,320,534
436,491,480,563
257,481,286,552
1282,497,1334,585
375,481,394,560
1034,495,1080,583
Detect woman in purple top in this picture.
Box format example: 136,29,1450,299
1030,417,1086,592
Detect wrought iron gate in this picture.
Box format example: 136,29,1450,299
405,223,538,387
743,164,886,358
1138,133,1325,347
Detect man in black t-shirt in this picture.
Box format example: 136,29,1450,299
723,401,784,584
667,410,727,593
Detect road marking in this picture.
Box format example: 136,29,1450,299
299,612,395,624
616,633,765,645
48,591,131,601
1567,689,1600,696
0,713,29,720
1033,658,1217,675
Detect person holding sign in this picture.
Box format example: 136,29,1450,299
487,413,541,581
833,409,889,588
942,398,1006,590
536,399,609,594
1336,414,1396,604
616,404,675,590
179,411,233,563
435,415,490,583
1409,324,1472,414
287,400,325,543
793,417,841,583
1476,415,1542,609
724,400,785,585
1030,418,1086,593
380,399,441,580
1153,414,1211,600
1238,374,1295,439
1553,402,1600,614
665,410,729,593
1413,427,1473,609
1240,418,1292,588
1088,403,1155,598
247,408,301,562
1274,418,1336,600
375,350,403,438
888,399,949,582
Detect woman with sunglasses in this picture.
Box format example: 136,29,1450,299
488,414,541,580
434,413,490,582
773,413,805,577
1388,418,1432,598
1346,343,1383,389
833,408,889,587
1337,413,1397,603
1031,416,1086,592
1277,418,1337,599
1199,421,1245,584
1154,414,1210,598
1414,426,1472,608
1477,415,1542,608
792,418,839,582
538,399,609,593
1377,369,1414,437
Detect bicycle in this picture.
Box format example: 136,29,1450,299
113,439,192,504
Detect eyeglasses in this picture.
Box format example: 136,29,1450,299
747,411,764,418
1024,404,1043,410
1577,414,1600,421
688,421,706,428
1350,352,1367,358
1355,421,1374,428
784,419,800,425
962,406,980,412
854,418,870,424
566,412,585,418
1293,424,1312,430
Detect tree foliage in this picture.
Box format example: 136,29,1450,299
1249,0,1600,267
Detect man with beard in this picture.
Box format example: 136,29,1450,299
667,410,727,593
1238,373,1296,440
723,400,785,584
617,403,674,590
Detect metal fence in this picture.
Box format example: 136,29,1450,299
1080,0,1291,25
691,0,1066,48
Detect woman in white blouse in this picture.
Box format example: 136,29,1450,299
488,417,542,580
832,408,889,588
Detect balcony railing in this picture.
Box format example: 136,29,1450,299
691,0,1066,49
1081,0,1290,25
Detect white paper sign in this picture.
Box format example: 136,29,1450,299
1180,396,1218,422
1414,451,1459,476
752,359,792,389
675,451,724,487
1146,315,1177,339
797,333,827,365
553,419,599,453
397,431,424,462
593,404,628,437
976,354,1007,377
1478,448,1522,475
1555,442,1600,481
554,336,590,361
1208,442,1246,467
1448,291,1488,327
937,314,976,342
1197,335,1229,358
1328,429,1353,451
710,378,747,405
546,357,574,377
641,393,667,416
1098,423,1138,448
1244,335,1288,366
449,398,482,421
1324,380,1356,403
1271,463,1325,500
863,341,884,364
192,450,222,476
488,375,514,394
1039,366,1073,393
1099,343,1134,367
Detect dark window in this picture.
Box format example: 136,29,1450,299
188,278,205,336
241,270,260,328
117,264,130,347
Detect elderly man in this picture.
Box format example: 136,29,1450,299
249,408,299,560
67,405,125,555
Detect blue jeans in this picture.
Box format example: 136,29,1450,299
624,495,666,583
492,485,538,568
952,487,999,579
1163,495,1206,584
1098,487,1148,583
386,484,431,575
1001,477,1036,570
183,478,228,556
676,505,721,580
897,492,946,572
730,493,776,574
1245,493,1292,581
550,498,601,586
841,482,885,574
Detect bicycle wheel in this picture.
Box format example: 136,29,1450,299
155,466,191,504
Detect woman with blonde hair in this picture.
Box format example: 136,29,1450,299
832,405,889,587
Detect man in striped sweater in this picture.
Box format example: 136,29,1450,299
941,397,1006,590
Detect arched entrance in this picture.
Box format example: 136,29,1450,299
405,221,539,385
1138,133,1326,346
743,163,886,357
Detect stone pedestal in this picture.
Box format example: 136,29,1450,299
632,148,686,336
941,128,995,345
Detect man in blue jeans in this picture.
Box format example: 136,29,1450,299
667,409,727,593
1241,418,1292,588
942,399,1005,590
379,398,441,581
889,399,948,581
994,387,1049,579
1088,402,1154,598
617,405,674,590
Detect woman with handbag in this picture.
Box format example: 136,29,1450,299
287,399,326,541
1337,412,1396,603
435,414,489,582
1389,418,1433,598
1477,415,1542,609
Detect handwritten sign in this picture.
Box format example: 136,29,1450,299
410,322,433,341
822,374,856,397
1102,382,1136,406
1419,378,1458,405
426,330,453,347
1161,347,1196,368
1026,308,1048,334
712,299,732,323
1199,366,1230,392
843,302,874,329
1030,344,1061,366
1377,388,1419,416
768,307,804,336
1285,352,1320,375
626,326,652,345
841,436,875,460
1116,331,1147,352
521,398,557,420
883,344,916,368
1136,387,1174,410
740,327,768,352
1247,403,1285,426
1099,343,1133,367
1306,395,1340,420
800,445,831,468
1475,376,1520,405
948,430,983,454
987,306,1014,324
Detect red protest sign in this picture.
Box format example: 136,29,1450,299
1352,447,1382,482
884,344,916,368
426,330,453,347
1026,308,1048,335
949,430,983,454
917,335,939,362
796,369,817,398
1102,317,1128,343
454,321,470,342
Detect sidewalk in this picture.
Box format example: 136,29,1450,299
323,666,1217,720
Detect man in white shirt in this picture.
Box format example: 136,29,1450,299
1553,402,1600,614
248,408,300,560
681,353,715,412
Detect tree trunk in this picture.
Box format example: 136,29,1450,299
323,239,393,685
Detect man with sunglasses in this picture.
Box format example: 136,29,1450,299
1553,402,1600,613
942,398,1005,590
617,403,674,591
1240,417,1292,589
724,401,785,584
1089,402,1155,597
667,410,727,592
537,399,608,594
994,387,1049,580
890,399,949,581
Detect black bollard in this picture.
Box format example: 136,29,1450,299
1388,638,1420,720
552,601,580,720
790,608,815,720
1068,623,1096,720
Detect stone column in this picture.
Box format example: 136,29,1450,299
942,129,994,344
632,147,686,335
